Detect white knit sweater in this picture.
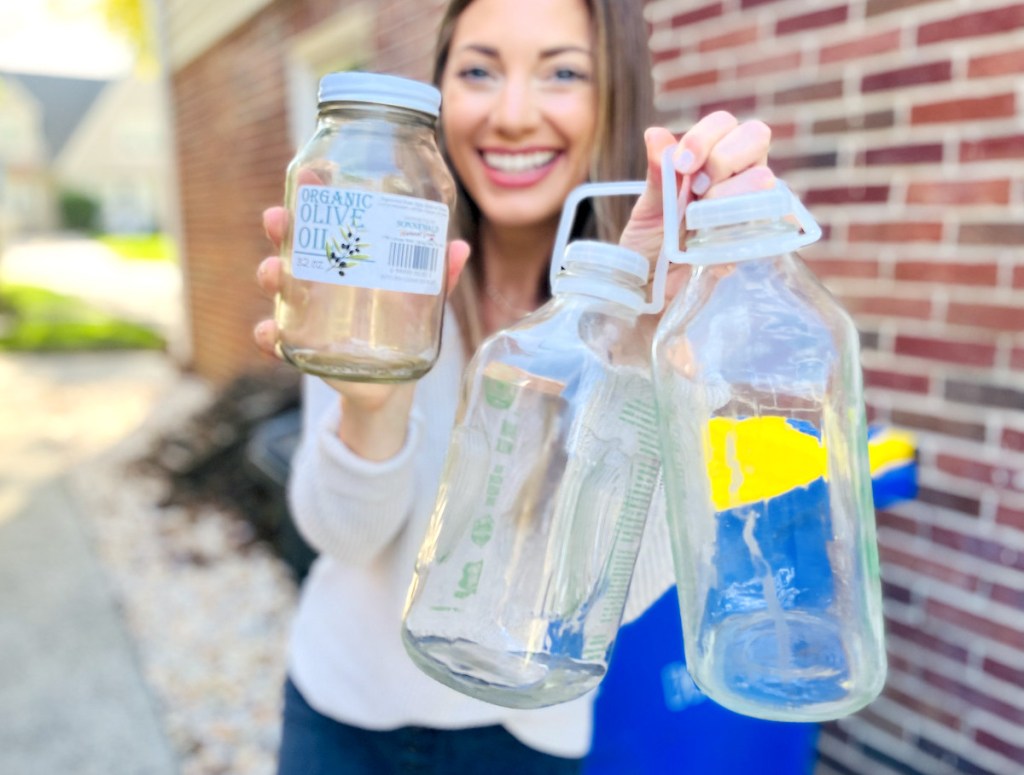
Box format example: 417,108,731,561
286,307,675,758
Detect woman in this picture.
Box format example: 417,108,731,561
254,0,773,772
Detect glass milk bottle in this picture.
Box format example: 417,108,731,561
651,177,887,721
275,72,455,382
403,184,667,708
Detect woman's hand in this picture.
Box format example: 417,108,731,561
620,113,775,299
254,206,470,460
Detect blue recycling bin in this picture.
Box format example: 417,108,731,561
583,427,916,775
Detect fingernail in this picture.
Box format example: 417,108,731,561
692,172,712,196
674,149,695,174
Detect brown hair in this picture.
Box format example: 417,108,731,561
433,0,655,350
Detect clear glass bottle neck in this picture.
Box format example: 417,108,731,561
317,101,437,131
552,260,647,315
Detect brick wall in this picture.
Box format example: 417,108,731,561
169,0,1023,771
647,0,1024,773
170,0,445,385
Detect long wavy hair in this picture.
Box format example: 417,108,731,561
432,0,656,351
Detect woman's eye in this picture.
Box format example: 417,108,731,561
457,66,492,81
551,67,590,83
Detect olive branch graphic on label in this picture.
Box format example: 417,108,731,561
325,227,371,277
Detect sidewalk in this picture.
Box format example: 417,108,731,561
0,350,181,775
1,239,184,773
0,236,293,774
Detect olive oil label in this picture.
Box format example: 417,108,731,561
291,184,449,295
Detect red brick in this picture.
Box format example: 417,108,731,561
890,678,969,730
819,29,901,64
652,47,682,65
698,24,759,53
906,179,1011,206
947,302,1024,331
976,729,1024,766
889,409,986,441
862,143,944,165
863,367,930,394
878,543,979,591
867,0,943,16
848,221,943,242
969,47,1024,77
932,524,1022,567
698,94,758,117
997,502,1024,530
803,257,880,279
883,617,971,664
911,93,1016,124
1016,266,1024,289
812,110,896,134
894,261,999,286
670,1,723,28
770,121,797,140
984,655,1024,688
959,222,1024,246
917,486,982,516
876,509,921,536
926,598,1024,649
775,79,844,105
843,295,932,319
936,453,1022,492
1003,427,1024,453
881,578,913,605
862,61,953,92
884,685,964,731
960,133,1024,162
736,51,801,79
804,185,890,206
897,329,997,368
946,379,1024,411
990,582,1024,609
663,69,719,91
923,668,1024,724
776,5,848,36
918,4,1024,46
772,151,839,174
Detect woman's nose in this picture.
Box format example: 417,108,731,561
492,77,541,136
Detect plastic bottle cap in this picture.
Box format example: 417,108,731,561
563,240,649,282
318,72,441,117
685,186,792,230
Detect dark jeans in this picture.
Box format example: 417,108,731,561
277,677,585,775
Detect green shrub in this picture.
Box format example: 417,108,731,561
98,233,176,262
0,284,165,351
58,190,100,233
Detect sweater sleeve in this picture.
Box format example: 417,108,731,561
286,380,423,565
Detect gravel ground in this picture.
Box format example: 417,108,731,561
68,366,298,775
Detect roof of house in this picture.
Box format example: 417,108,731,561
0,71,109,159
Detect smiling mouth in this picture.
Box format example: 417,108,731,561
482,150,558,173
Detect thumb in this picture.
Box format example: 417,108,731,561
633,127,685,224
446,239,471,295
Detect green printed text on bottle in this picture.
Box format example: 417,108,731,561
290,184,449,295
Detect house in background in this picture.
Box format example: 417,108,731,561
55,75,173,234
0,73,89,235
0,70,171,237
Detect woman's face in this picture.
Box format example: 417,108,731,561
441,0,597,231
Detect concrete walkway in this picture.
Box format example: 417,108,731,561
0,237,185,774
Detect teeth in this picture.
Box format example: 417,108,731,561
483,150,557,173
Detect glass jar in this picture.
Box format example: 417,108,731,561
402,238,660,708
651,183,887,721
275,72,456,382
